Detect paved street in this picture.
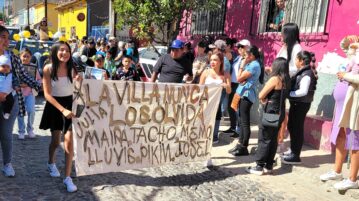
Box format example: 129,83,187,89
1,96,359,201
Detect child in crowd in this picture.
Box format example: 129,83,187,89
281,51,318,164
39,41,79,193
113,55,139,81
17,48,42,139
246,57,290,175
0,55,14,119
93,53,110,80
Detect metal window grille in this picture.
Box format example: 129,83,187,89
191,0,227,35
258,0,329,33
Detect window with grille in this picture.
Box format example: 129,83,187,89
258,0,329,33
191,0,227,35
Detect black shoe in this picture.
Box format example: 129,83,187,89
246,165,264,175
228,143,241,153
230,132,239,138
231,146,249,156
281,153,301,165
223,128,235,134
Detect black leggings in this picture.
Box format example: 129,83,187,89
255,125,281,168
287,101,311,157
238,97,253,147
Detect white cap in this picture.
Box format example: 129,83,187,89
109,36,116,41
236,39,251,47
0,55,11,67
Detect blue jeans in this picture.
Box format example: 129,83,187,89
221,91,228,116
0,95,19,165
17,95,36,134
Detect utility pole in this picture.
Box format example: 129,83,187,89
27,0,30,26
44,0,47,22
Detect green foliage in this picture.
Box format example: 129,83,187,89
113,0,221,45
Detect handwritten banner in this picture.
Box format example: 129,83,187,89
72,80,222,176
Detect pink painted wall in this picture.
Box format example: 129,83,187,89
180,0,359,65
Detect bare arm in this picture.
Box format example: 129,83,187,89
150,71,159,82
199,69,209,85
259,77,278,103
42,65,74,119
223,73,231,94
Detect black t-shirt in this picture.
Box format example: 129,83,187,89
82,46,97,66
153,54,192,83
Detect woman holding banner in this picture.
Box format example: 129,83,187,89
39,41,81,193
199,52,231,143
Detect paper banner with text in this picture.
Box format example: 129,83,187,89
72,80,222,176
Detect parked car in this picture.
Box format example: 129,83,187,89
15,39,54,77
138,46,167,81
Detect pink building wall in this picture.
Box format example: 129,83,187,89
180,0,359,65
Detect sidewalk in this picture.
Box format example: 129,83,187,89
212,124,359,201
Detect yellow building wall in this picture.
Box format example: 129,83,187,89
58,4,87,40
34,4,58,33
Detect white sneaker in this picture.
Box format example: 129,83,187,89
320,170,343,181
334,179,358,190
2,163,15,177
47,163,60,177
63,176,78,193
280,148,292,156
18,133,25,140
28,130,36,138
3,113,10,119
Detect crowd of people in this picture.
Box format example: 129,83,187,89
0,21,358,193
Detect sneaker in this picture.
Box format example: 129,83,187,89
28,130,36,138
213,139,219,144
263,167,273,175
3,113,10,119
281,153,301,165
230,132,239,138
222,128,235,134
231,146,249,156
246,165,264,175
228,143,241,153
334,179,359,190
2,163,15,177
63,176,78,193
18,133,25,140
47,163,60,177
320,170,343,181
280,148,292,156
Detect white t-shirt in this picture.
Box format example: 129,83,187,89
277,43,302,77
0,52,13,94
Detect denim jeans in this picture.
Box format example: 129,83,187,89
17,95,36,134
221,91,228,116
0,95,19,165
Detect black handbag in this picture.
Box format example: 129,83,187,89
261,88,284,127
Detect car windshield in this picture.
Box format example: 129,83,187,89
139,47,167,60
16,40,54,55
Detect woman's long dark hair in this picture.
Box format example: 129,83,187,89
247,45,265,84
270,57,291,91
49,41,74,82
282,23,300,68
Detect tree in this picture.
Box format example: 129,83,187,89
113,0,221,45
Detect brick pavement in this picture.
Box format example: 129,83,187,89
0,96,358,201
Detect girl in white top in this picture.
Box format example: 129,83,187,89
199,52,231,143
276,23,303,152
39,41,80,193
